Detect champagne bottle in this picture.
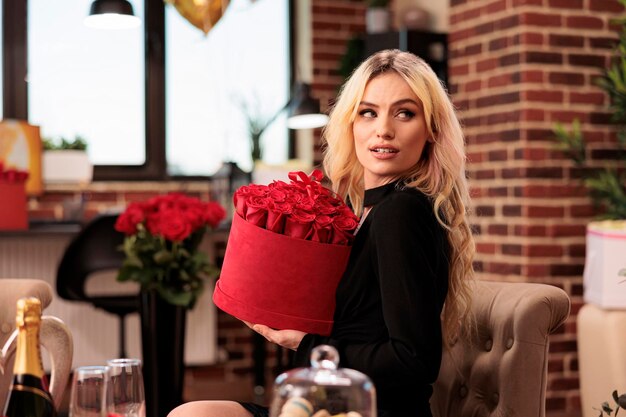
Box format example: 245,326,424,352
2,297,57,417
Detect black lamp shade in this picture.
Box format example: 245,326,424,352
90,0,135,15
85,0,141,29
287,83,329,129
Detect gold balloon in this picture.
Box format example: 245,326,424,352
165,0,230,35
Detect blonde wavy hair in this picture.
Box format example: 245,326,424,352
322,49,475,342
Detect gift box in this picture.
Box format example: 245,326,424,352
583,220,626,309
213,212,352,335
0,180,28,230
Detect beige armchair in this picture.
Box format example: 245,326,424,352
0,278,74,411
431,280,571,417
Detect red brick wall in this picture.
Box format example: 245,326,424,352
311,0,367,163
449,0,623,414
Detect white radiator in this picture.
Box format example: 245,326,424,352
0,231,217,369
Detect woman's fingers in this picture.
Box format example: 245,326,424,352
244,322,306,350
252,324,272,340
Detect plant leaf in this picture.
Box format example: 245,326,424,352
157,287,194,309
154,249,174,265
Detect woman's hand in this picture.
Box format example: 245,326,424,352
243,321,306,351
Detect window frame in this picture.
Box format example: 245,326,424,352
2,0,294,181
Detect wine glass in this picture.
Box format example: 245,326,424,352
69,366,110,417
106,358,146,417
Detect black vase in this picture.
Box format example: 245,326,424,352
139,290,187,417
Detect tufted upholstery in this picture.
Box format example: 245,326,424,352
0,278,74,411
431,280,571,417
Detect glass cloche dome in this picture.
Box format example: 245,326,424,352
269,345,376,417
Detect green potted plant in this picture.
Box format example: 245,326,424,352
594,391,626,416
553,4,626,413
553,0,626,220
42,135,92,184
552,0,626,309
366,0,390,34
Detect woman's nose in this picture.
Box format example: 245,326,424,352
375,115,394,139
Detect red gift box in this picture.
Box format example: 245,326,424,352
213,212,352,335
0,180,28,230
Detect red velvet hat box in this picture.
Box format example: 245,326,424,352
0,180,28,230
213,213,351,336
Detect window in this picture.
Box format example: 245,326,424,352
2,0,292,180
166,0,290,175
28,0,145,166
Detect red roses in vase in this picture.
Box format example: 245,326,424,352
213,170,359,335
115,193,226,309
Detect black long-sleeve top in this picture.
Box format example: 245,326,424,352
294,181,450,417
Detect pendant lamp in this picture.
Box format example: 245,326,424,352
84,0,141,29
286,83,329,130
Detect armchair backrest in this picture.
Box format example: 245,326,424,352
56,214,125,301
0,278,73,412
431,280,571,417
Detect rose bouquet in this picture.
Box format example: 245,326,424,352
114,193,226,309
0,162,29,230
233,170,358,244
213,170,359,335
0,161,29,182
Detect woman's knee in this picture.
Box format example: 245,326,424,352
168,400,250,417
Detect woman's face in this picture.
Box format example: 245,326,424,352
353,71,429,190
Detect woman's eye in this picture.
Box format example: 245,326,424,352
359,109,376,118
397,110,415,120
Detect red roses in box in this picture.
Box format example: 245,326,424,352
0,161,29,182
0,162,29,230
233,170,358,245
115,193,226,308
213,170,359,335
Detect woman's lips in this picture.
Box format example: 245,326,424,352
370,146,399,159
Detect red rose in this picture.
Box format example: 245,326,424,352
331,214,359,245
266,201,292,233
286,192,304,205
204,201,226,228
157,209,193,242
234,186,250,218
4,169,18,182
268,188,287,203
296,196,316,213
314,198,338,216
311,214,333,243
183,204,205,230
234,185,267,218
114,202,146,235
245,195,272,227
145,210,163,236
284,208,316,240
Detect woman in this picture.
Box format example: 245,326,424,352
169,49,475,417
